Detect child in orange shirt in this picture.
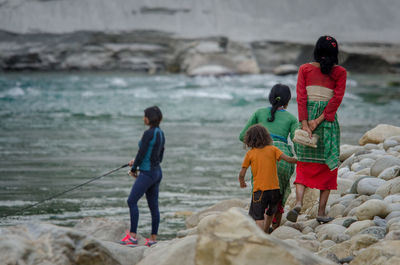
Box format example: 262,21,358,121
239,124,297,233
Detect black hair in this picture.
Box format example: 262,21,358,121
313,35,339,74
268,84,291,122
144,106,163,127
244,124,272,148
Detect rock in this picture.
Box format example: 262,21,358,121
317,240,351,260
339,256,354,264
338,167,350,178
384,194,400,204
354,167,371,176
296,233,317,241
271,226,303,240
370,155,400,176
185,199,247,228
319,240,336,250
360,226,386,239
339,155,355,170
350,240,400,265
349,176,375,194
353,199,391,220
331,194,357,208
273,64,298,75
74,217,130,242
342,218,358,228
328,204,346,218
176,227,198,238
373,216,387,227
343,195,369,216
137,236,197,265
188,65,236,76
293,239,321,252
340,145,364,161
389,203,400,212
345,220,374,236
375,176,400,198
356,178,386,195
385,211,400,222
302,226,314,234
315,224,348,243
383,139,399,150
196,207,336,265
349,234,379,251
333,178,353,195
302,219,321,230
385,230,400,240
388,222,400,232
351,158,375,172
287,187,319,214
283,221,305,232
359,124,400,145
387,217,400,228
378,166,400,180
362,143,382,150
0,223,144,265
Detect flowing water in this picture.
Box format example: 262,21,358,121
0,72,399,239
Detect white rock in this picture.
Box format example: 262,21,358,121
356,178,386,195
370,155,400,176
353,199,391,220
383,139,399,150
359,124,400,145
377,165,400,180
338,167,350,178
332,178,353,195
328,204,346,218
271,226,303,240
384,194,400,204
345,220,375,236
375,176,400,198
315,224,348,243
340,145,363,161
354,168,371,176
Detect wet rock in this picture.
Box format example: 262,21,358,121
350,240,400,265
360,226,386,239
353,199,391,220
370,155,400,177
356,178,386,195
359,124,400,145
345,220,374,236
375,176,400,198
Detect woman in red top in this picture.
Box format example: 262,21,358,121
287,36,347,223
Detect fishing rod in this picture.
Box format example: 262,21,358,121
1,163,129,219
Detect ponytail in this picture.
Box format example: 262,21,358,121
267,84,291,122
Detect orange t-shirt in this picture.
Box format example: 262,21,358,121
241,145,283,192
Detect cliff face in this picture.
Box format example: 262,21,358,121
1,0,400,73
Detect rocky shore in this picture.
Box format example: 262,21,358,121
1,30,400,75
1,124,400,265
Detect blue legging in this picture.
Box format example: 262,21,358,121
127,166,162,235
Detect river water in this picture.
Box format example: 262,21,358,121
0,72,399,239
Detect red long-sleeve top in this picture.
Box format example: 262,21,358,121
296,63,347,122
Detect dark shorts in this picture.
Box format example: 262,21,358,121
249,189,281,220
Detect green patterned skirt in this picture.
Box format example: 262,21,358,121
274,140,295,206
295,101,340,170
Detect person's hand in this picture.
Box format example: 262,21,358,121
128,159,135,167
302,124,312,138
129,170,138,178
308,120,318,131
239,178,247,188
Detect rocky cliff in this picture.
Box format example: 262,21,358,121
1,0,400,73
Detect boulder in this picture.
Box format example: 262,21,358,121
185,199,247,228
345,220,374,236
356,178,386,195
353,199,391,220
383,139,399,150
290,239,320,252
373,216,387,227
319,240,336,250
377,165,400,180
375,176,400,198
137,236,197,265
328,204,346,218
359,124,400,145
74,217,130,242
315,224,348,243
386,211,400,222
384,194,400,204
343,195,369,216
351,158,375,172
370,155,400,176
339,144,363,161
360,226,386,239
0,223,144,265
342,217,358,228
350,240,400,265
385,230,400,240
271,226,303,240
317,240,351,261
354,167,371,176
332,178,353,195
176,227,198,238
195,207,335,265
349,176,374,194
388,222,400,232
349,234,379,251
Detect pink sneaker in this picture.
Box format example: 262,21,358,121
145,238,157,247
119,233,138,247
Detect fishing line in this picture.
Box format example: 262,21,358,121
1,163,129,219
